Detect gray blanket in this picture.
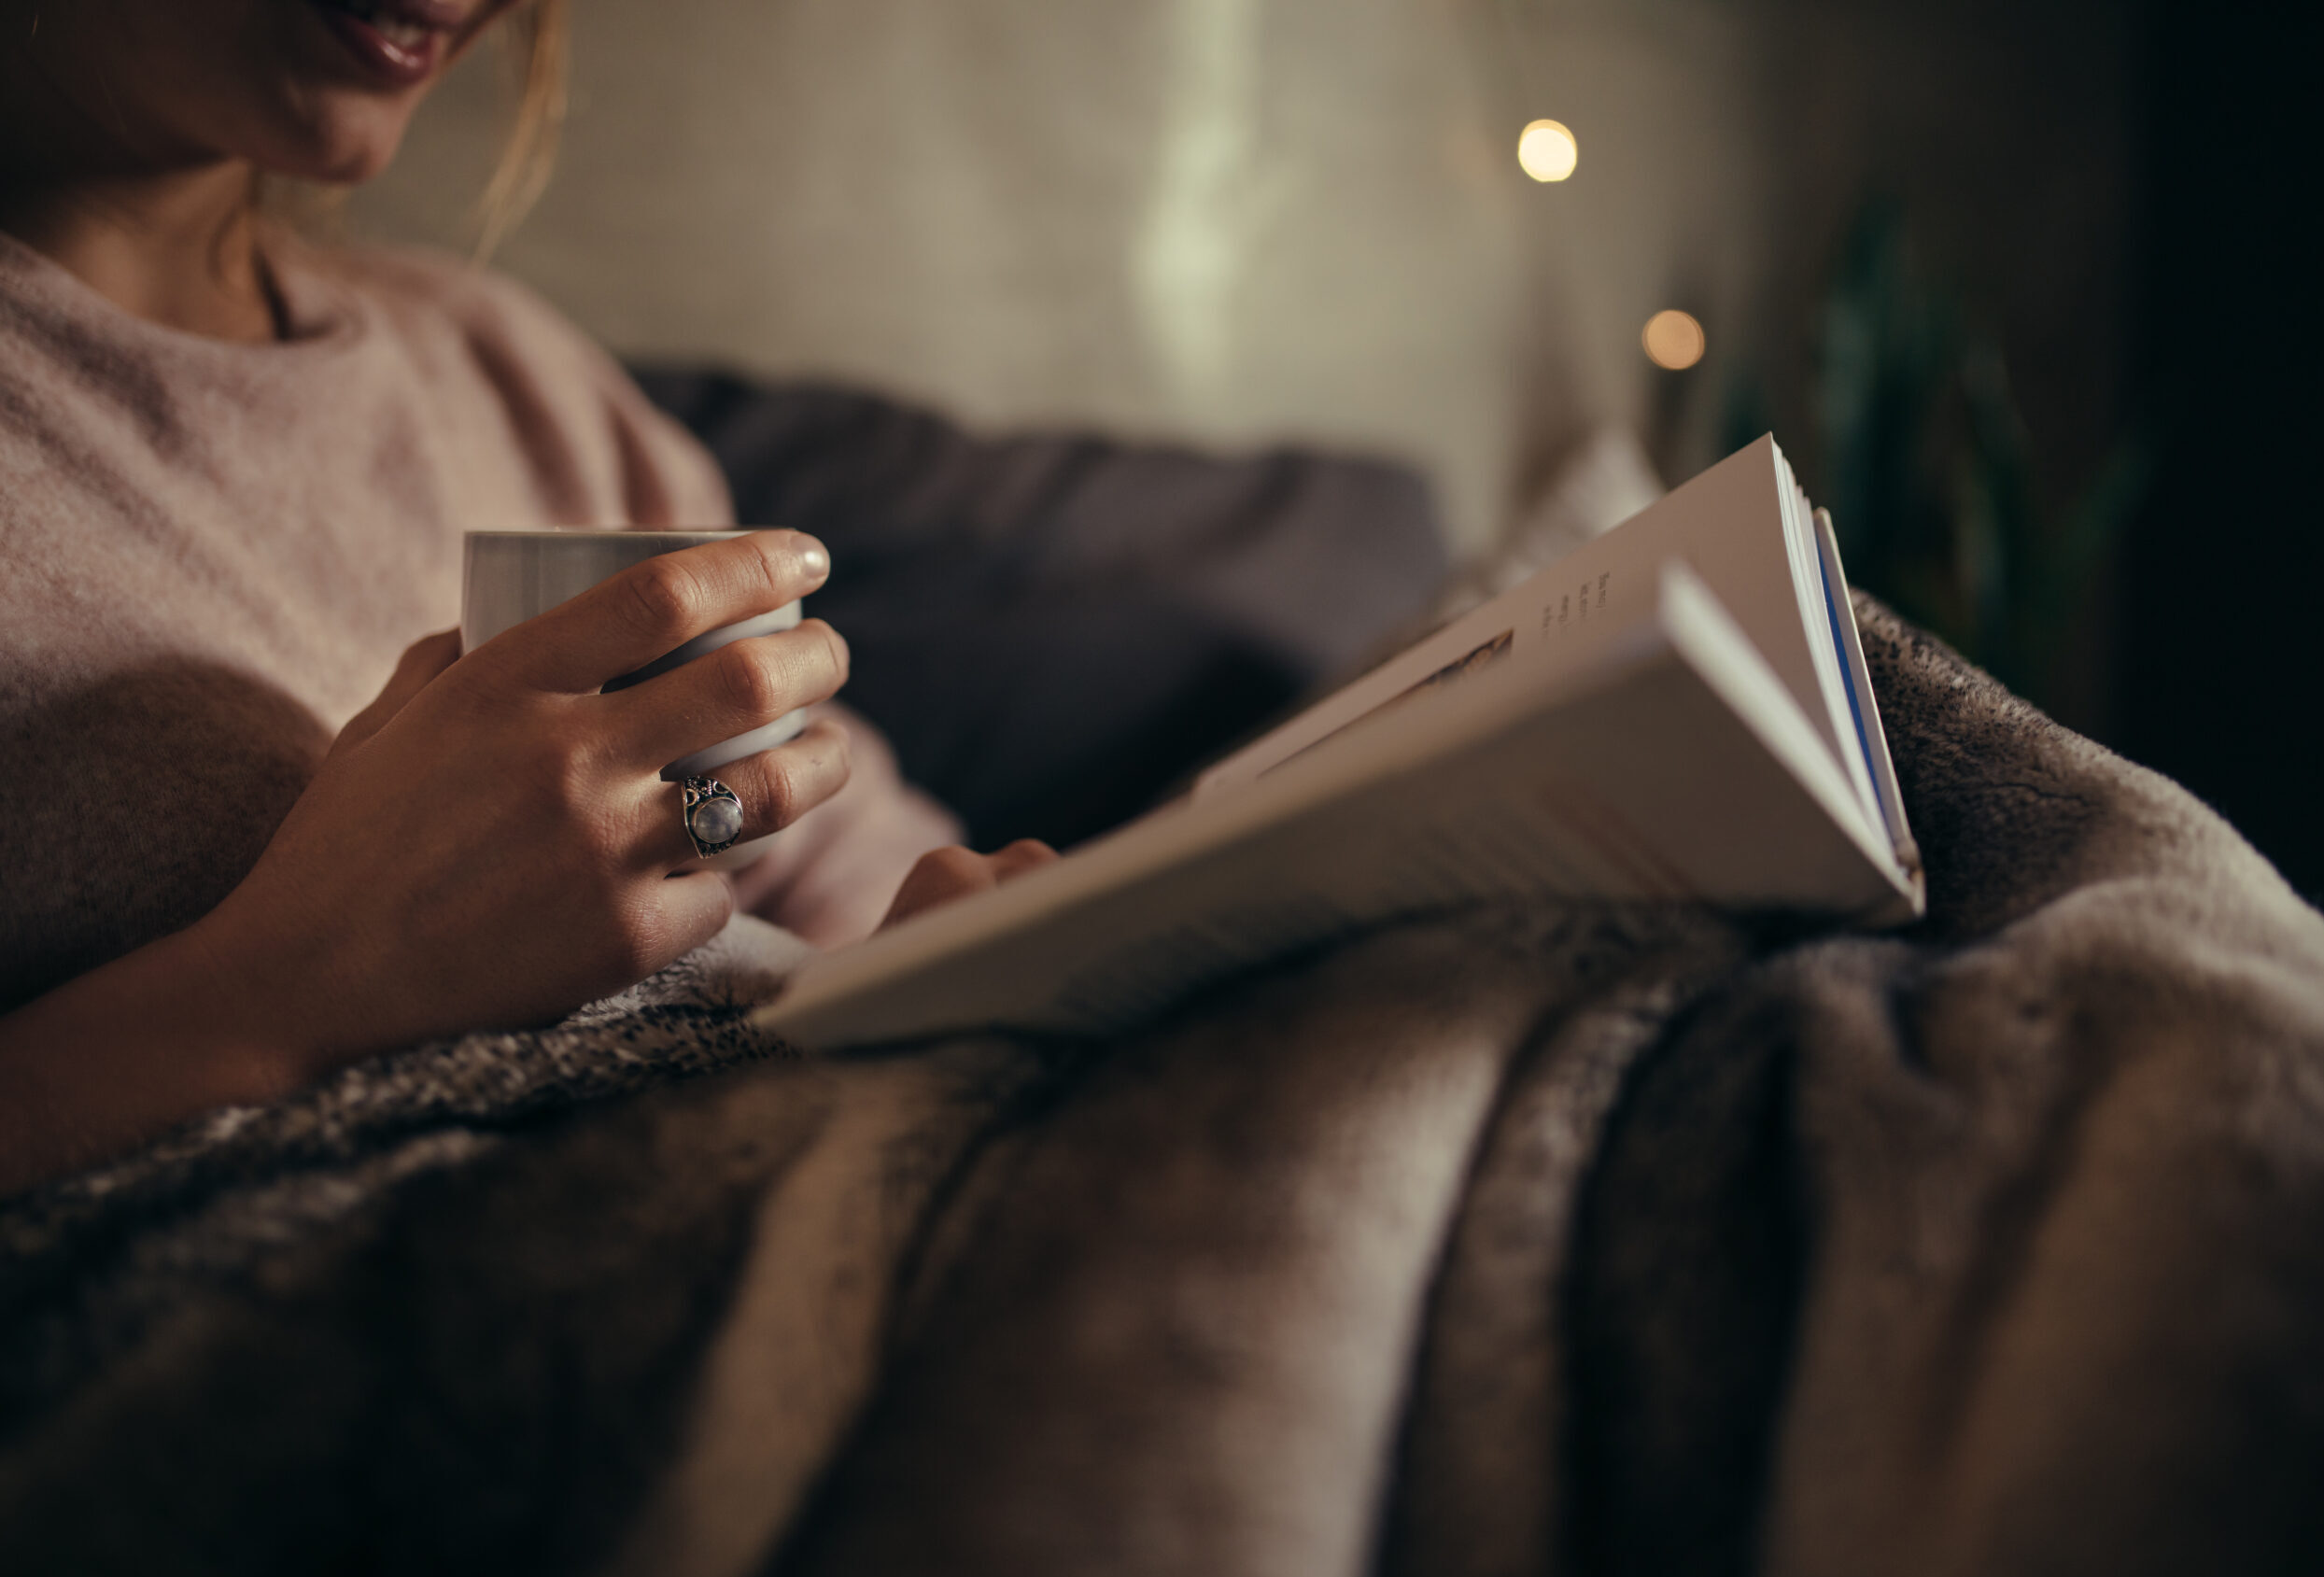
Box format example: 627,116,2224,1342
3,598,2320,1575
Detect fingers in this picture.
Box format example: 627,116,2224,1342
640,719,853,869
880,839,1059,931
499,531,832,695
606,620,850,769
881,846,999,930
333,630,461,754
988,838,1060,880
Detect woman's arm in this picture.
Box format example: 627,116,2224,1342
0,531,852,1196
0,915,315,1194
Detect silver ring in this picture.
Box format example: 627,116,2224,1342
680,775,745,858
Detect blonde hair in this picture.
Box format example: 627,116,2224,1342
474,0,570,259
256,0,570,259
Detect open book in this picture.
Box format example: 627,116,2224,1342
758,435,1924,1049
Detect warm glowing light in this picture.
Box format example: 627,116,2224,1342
1642,309,1707,370
1516,120,1579,182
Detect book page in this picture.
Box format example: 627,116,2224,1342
1259,627,1516,780
1193,435,1849,803
761,565,1921,1049
1768,467,1878,835
1813,507,1917,867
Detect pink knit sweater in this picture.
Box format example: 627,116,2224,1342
0,231,736,1011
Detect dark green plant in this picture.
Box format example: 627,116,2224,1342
1746,198,2145,710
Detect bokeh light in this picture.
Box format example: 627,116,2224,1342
1642,309,1707,370
1516,120,1579,183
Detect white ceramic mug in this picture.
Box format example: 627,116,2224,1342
461,529,807,870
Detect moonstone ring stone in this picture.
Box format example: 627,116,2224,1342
680,775,746,858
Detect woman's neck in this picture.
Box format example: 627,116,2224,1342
0,164,280,343
0,25,281,344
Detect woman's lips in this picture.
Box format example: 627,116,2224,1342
307,0,467,87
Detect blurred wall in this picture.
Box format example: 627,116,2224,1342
1749,0,2141,558
350,0,1785,554
352,0,2137,573
2120,0,2324,897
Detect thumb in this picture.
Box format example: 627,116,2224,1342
333,629,462,754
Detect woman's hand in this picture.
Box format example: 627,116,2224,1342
206,529,853,1059
728,702,967,949
879,839,1060,930
0,530,849,1193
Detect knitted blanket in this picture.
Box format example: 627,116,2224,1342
3,599,2319,1575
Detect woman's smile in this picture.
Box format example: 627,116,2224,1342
304,0,481,88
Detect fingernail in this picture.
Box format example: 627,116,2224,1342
796,538,830,578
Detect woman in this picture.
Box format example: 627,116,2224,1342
0,0,1049,1192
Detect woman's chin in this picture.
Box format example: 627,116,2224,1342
256,7,456,184
305,141,408,188
255,108,417,188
